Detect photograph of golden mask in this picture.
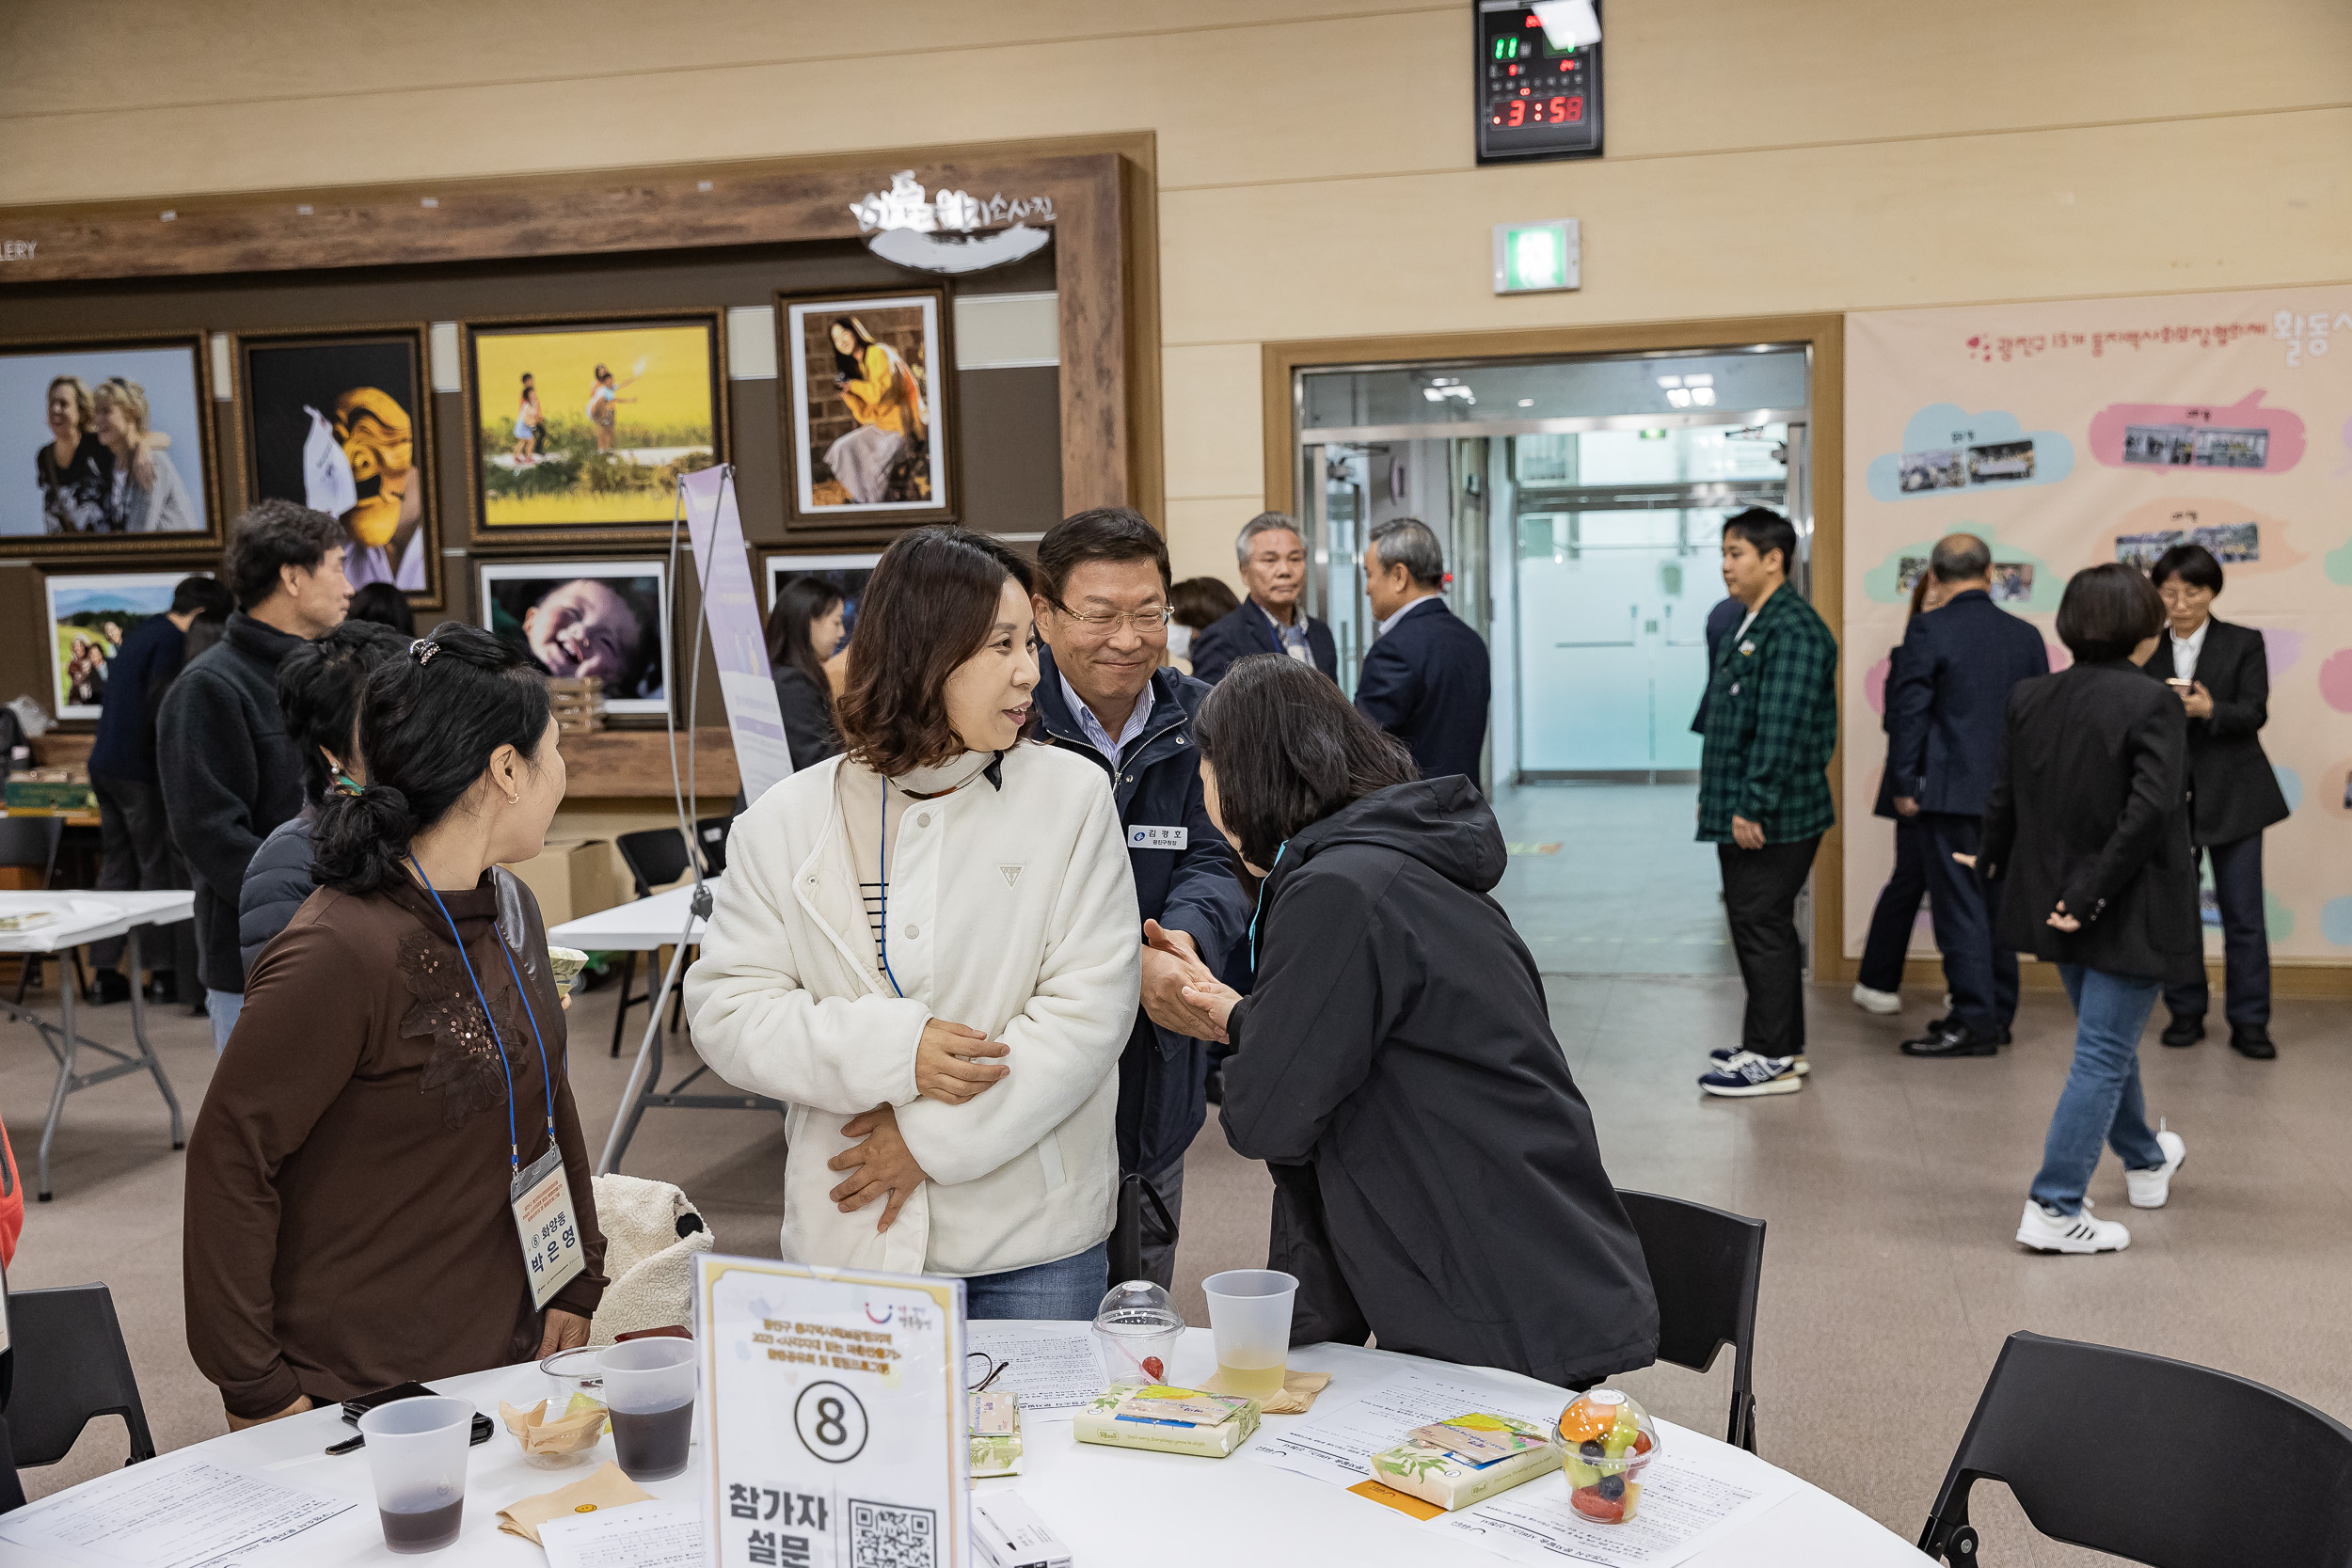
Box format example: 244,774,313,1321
241,332,434,594
333,387,417,548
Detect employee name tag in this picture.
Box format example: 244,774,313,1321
1127,824,1187,850
511,1143,586,1310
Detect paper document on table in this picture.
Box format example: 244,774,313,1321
0,1453,360,1568
1432,1428,1803,1568
966,1324,1104,1418
537,1498,706,1568
1251,1368,1567,1488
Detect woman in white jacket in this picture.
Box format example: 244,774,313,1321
687,527,1140,1318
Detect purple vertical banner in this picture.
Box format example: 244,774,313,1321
679,466,796,805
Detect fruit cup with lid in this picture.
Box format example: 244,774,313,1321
1557,1388,1658,1524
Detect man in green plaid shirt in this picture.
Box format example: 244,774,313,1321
1694,509,1838,1099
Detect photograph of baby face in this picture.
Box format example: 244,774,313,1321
478,561,669,715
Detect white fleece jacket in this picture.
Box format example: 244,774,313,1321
684,744,1140,1278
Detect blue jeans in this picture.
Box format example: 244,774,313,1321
962,1242,1107,1322
205,988,245,1054
2028,965,2169,1214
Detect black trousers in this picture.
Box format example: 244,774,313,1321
2164,832,2269,1028
1918,811,2018,1036
1857,818,1926,994
91,774,189,974
1717,835,1820,1057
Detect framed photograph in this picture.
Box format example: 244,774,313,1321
462,312,724,542
478,560,671,717
43,570,201,720
0,334,218,557
237,326,438,602
778,288,953,525
764,550,881,662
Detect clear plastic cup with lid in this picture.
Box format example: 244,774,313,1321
1092,1279,1185,1387
1557,1388,1660,1524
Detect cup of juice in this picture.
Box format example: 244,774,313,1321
1200,1269,1296,1401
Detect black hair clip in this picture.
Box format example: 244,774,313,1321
409,638,439,666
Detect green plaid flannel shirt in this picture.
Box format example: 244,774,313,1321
1696,586,1838,844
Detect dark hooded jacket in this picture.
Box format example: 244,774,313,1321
1219,776,1658,1389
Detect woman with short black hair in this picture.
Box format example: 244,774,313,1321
766,574,847,771
2143,543,2288,1058
1978,563,2196,1254
690,526,1139,1319
183,623,607,1429
1172,655,1658,1388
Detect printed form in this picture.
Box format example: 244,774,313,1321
965,1324,1104,1419
0,1454,360,1568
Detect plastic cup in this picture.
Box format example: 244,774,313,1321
358,1396,474,1554
598,1337,698,1481
1092,1279,1185,1387
1200,1269,1296,1402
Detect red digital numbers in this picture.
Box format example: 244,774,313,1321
1498,93,1584,128
1507,99,1526,127
1549,95,1582,122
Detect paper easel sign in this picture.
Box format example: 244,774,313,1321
697,1253,968,1568
511,1144,586,1310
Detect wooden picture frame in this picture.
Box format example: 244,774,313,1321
777,286,955,530
0,331,222,560
233,324,440,607
460,309,727,547
477,556,673,718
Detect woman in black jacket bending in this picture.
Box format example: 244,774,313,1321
1167,656,1657,1389
767,575,847,772
1978,564,2197,1256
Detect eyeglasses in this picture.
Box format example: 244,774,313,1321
1054,603,1174,635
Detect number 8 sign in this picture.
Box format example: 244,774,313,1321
794,1381,870,1464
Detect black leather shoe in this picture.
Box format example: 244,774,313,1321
91,968,132,1005
2161,1012,2205,1048
1901,1023,1999,1058
2230,1027,2277,1060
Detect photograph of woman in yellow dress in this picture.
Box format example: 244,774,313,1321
782,291,949,519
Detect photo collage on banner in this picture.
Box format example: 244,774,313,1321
1845,287,2352,960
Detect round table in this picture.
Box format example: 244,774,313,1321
5,1327,1924,1565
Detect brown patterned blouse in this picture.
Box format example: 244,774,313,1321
183,869,608,1419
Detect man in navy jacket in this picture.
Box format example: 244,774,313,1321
1186,512,1338,684
1354,516,1489,785
1885,533,2049,1058
1031,508,1248,1288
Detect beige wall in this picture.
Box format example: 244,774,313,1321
6,1,2347,582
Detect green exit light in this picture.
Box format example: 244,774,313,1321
1492,219,1581,293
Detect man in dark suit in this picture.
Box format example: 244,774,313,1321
1689,594,1745,735
1886,533,2050,1059
1354,516,1489,784
1186,511,1338,684
2147,543,2290,1059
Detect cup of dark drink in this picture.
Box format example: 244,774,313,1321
598,1338,698,1481
358,1396,475,1553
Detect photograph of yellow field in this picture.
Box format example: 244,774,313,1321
470,320,719,529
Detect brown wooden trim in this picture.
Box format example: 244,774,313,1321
553,727,742,798
453,309,729,549
1262,312,1849,967
1,328,225,560
231,323,445,609
774,284,957,532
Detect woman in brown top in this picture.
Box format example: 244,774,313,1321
183,623,607,1428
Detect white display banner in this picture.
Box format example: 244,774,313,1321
697,1253,969,1568
680,466,797,807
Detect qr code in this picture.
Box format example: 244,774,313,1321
849,1499,935,1568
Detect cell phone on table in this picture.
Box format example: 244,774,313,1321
2166,678,2193,690
326,1381,495,1455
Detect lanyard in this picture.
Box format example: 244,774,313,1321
410,859,556,1173
1246,840,1288,974
876,779,905,998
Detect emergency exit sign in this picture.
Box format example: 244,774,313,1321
1492,219,1580,293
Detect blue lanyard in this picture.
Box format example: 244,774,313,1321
1246,841,1288,974
409,859,556,1173
876,781,904,998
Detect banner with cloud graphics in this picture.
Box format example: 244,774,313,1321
1844,287,2352,967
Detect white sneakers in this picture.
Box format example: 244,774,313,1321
2017,1126,2186,1253
1851,983,1902,1016
2017,1197,2131,1254
2125,1126,2187,1210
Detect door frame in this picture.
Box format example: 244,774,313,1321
1262,314,1848,978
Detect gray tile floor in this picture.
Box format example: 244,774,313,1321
6,786,2344,1564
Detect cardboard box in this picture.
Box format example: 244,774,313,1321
6,770,97,815
1366,1412,1563,1511
1073,1385,1259,1458
504,838,619,928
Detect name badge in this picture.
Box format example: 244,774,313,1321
511,1143,587,1310
1127,825,1188,851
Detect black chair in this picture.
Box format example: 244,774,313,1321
611,827,697,1058
694,814,735,878
1616,1190,1764,1452
1919,1331,2352,1566
0,816,88,1005
0,1284,155,1510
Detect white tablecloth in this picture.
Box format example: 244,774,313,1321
0,890,194,954
548,883,708,952
3,1327,1923,1565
